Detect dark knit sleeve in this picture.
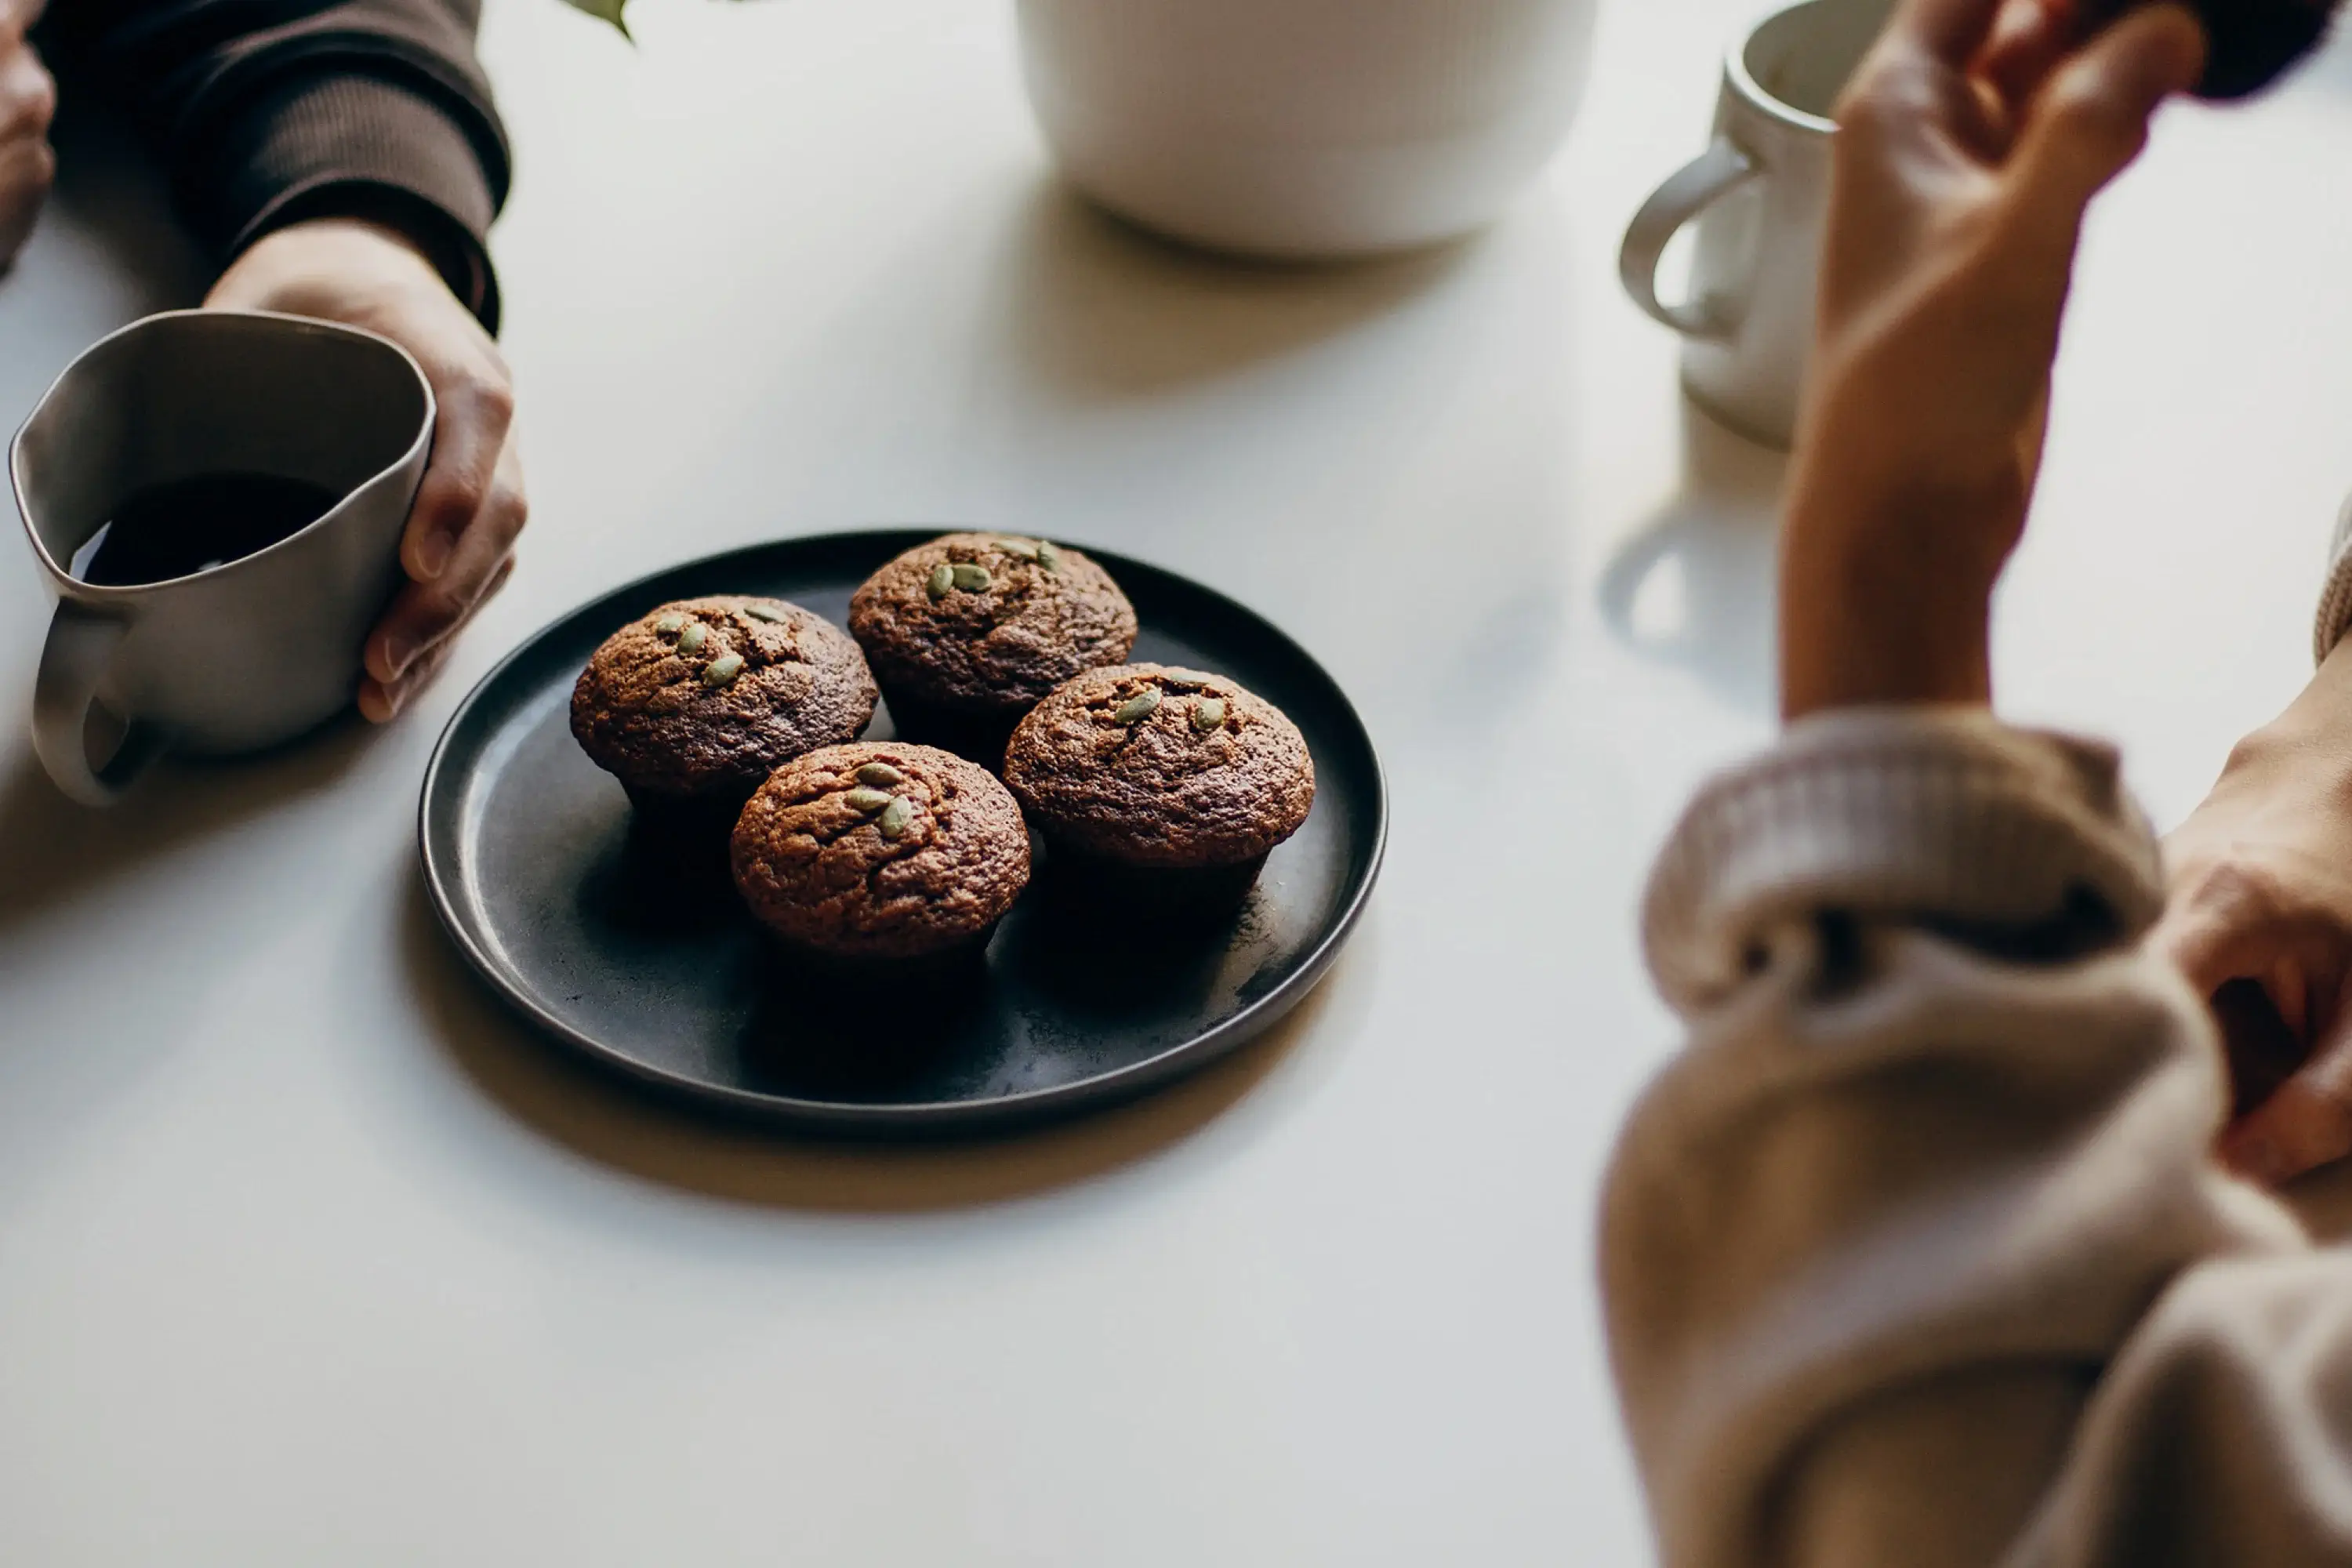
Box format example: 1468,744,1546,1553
41,0,513,331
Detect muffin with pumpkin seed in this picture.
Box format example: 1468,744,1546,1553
730,742,1030,977
1002,663,1314,920
569,596,877,829
847,532,1136,762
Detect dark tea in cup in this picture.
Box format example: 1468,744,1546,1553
68,472,342,586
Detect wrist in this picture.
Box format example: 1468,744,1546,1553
236,216,439,278
241,183,489,321
208,216,452,318
1779,484,2005,720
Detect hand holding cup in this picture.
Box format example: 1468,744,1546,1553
206,218,527,723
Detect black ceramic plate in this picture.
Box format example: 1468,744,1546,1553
419,531,1385,1135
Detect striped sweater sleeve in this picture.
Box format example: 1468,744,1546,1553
1603,709,2352,1568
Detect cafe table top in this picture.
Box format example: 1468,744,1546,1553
4,1,2352,1561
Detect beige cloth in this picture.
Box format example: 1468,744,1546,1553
1605,708,2352,1568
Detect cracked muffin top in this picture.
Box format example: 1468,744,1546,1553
730,742,1031,959
570,597,879,804
847,533,1137,717
1002,664,1315,869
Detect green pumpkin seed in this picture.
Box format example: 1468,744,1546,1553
1191,698,1226,733
702,654,744,689
949,562,993,593
927,563,956,599
997,537,1040,561
1036,540,1062,574
844,787,893,813
654,613,686,635
742,602,787,623
855,762,906,788
1112,689,1162,725
877,797,914,840
677,623,708,655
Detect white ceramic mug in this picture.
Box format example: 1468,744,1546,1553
13,310,433,805
1620,0,1894,448
1017,0,1599,260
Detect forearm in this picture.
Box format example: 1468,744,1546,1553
39,0,510,325
1777,382,2027,720
1609,713,2317,1567
1778,508,1998,717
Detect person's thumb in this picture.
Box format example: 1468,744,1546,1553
0,0,47,42
2006,5,2205,231
2220,1007,2352,1188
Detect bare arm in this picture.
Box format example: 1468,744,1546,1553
1601,2,2352,1563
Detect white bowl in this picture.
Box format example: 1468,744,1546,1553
1018,0,1599,260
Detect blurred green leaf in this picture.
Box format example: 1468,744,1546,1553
559,0,633,39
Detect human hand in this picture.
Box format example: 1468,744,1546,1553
2157,637,2352,1186
0,0,56,268
205,217,524,722
1780,0,2206,717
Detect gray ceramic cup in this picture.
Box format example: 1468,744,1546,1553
12,310,434,805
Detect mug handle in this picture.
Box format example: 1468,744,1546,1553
32,602,167,806
1619,138,1760,340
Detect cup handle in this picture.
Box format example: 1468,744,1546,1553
32,603,166,806
1620,138,1760,340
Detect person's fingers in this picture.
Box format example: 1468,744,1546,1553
2152,901,2263,1001
365,439,527,690
1980,0,2085,106
399,350,515,586
358,554,517,723
2004,2,2203,227
2220,1014,2352,1185
0,0,49,42
0,132,52,264
1893,0,2012,64
2148,853,2339,1000
2154,856,2352,1173
2154,884,2305,1094
0,43,57,267
2209,974,2310,1120
0,41,54,139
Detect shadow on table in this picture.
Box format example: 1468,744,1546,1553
996,180,1476,399
0,724,370,939
401,869,1362,1214
1595,401,1789,715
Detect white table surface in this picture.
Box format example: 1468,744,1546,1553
3,2,2351,1562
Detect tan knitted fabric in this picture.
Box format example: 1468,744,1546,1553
2312,492,2352,664
1605,711,2352,1568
